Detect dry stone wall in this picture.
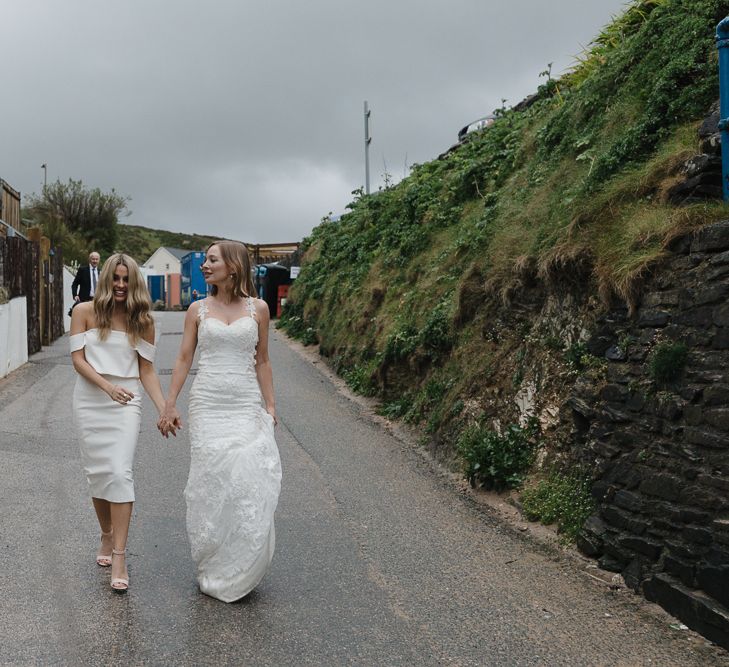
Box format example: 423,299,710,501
572,220,729,647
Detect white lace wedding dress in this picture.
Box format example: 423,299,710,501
184,297,282,602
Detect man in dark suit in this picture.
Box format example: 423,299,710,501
71,251,101,304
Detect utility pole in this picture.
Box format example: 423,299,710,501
364,101,371,195
41,163,47,189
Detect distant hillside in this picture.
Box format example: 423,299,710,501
118,223,226,264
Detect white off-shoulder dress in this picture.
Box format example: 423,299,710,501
70,329,156,503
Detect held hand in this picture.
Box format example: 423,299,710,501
74,296,80,302
158,405,182,438
157,415,177,438
163,405,183,429
108,385,134,405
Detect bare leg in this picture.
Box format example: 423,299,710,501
110,501,133,585
92,498,113,564
92,498,112,532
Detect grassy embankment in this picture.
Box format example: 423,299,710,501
119,224,223,264
280,1,729,538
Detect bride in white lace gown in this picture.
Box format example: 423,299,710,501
159,241,282,602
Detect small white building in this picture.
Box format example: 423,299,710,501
142,247,191,275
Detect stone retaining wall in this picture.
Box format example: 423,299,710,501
574,220,729,648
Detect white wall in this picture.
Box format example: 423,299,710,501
63,265,76,332
143,248,182,275
0,297,29,378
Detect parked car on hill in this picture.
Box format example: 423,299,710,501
457,114,496,143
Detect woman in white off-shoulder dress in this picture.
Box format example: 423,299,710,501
159,240,281,602
70,253,167,593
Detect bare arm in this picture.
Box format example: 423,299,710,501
138,323,166,415
254,299,276,424
158,302,200,432
70,303,132,405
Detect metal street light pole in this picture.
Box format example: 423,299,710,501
41,163,47,189
364,101,371,195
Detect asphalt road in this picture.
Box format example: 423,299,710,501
0,311,727,666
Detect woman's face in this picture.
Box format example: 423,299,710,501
201,246,229,285
112,264,129,303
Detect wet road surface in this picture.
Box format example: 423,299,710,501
0,311,727,666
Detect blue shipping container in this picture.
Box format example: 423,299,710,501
181,251,207,307
147,275,166,304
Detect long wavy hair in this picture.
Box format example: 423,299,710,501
93,253,153,344
207,241,257,298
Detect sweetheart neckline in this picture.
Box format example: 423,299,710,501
203,316,257,328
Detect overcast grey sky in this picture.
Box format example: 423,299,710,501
2,1,627,244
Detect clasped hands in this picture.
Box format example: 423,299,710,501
158,404,182,438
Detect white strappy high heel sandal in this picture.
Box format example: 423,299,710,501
110,549,129,594
96,530,113,567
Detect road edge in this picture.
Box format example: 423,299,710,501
273,324,729,656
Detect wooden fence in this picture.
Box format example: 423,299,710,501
0,231,64,354
48,247,64,343
0,179,21,236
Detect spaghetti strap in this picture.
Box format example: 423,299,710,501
247,296,257,321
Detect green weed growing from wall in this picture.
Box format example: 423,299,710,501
457,419,540,490
521,470,595,542
648,341,688,385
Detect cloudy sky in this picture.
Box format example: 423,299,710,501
3,1,627,244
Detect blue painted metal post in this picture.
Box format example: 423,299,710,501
717,17,729,201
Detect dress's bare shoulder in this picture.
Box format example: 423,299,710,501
253,298,269,320
71,301,94,334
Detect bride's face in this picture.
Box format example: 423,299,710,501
201,246,229,285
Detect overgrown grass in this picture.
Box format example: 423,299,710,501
341,360,379,396
521,470,595,542
279,302,318,345
280,0,729,482
377,395,414,420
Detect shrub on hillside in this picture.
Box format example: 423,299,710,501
521,470,595,542
457,419,540,490
279,302,318,346
421,300,454,354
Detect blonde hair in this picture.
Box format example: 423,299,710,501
207,241,257,298
93,253,153,344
